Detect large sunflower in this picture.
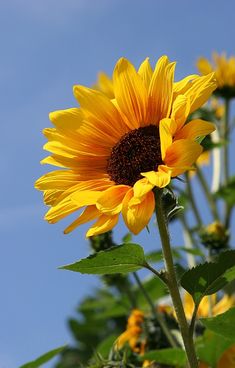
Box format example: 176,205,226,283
35,56,216,236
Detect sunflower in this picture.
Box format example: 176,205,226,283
35,56,216,237
197,52,235,98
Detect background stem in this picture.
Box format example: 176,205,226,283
133,272,177,348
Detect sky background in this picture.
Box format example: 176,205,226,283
1,0,235,367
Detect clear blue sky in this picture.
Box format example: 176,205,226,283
1,1,235,367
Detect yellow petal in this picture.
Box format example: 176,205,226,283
86,214,119,237
165,139,203,176
159,118,173,160
95,72,114,99
171,94,191,132
64,205,100,234
35,170,79,190
148,56,175,123
71,190,102,206
113,57,148,129
185,72,217,113
45,197,80,223
174,120,215,140
49,108,83,131
173,75,199,95
138,57,153,89
133,178,154,198
122,189,155,234
73,85,127,139
141,170,171,188
96,185,130,215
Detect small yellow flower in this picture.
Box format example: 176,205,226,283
197,52,235,98
115,309,145,352
35,56,216,236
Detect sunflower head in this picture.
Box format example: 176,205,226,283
35,56,216,237
197,52,235,98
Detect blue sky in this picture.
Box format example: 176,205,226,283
1,0,235,367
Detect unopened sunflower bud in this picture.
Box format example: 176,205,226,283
200,222,229,251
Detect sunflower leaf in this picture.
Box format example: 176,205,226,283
139,348,186,367
19,345,66,368
59,243,145,274
180,250,235,306
200,307,235,340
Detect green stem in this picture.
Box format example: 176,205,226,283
185,172,203,228
189,305,198,338
223,98,231,228
133,272,177,348
196,165,220,221
154,189,198,368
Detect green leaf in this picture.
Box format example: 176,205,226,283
20,345,66,368
59,243,145,275
139,348,186,367
95,334,118,358
181,250,235,305
176,246,204,257
196,330,234,367
146,249,181,263
201,307,235,340
214,176,235,207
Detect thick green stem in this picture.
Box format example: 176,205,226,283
133,272,177,348
154,189,198,368
185,172,203,228
196,165,220,222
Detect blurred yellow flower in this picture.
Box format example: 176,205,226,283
183,292,235,319
115,309,145,353
197,52,235,97
35,56,216,236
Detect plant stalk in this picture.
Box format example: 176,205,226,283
154,189,198,368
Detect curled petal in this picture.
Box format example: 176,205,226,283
122,189,155,235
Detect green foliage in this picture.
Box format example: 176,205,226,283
20,345,66,368
180,250,235,305
214,175,235,207
56,289,127,367
139,348,186,366
201,307,235,340
59,243,145,275
196,330,234,367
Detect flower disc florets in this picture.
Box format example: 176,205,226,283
107,125,162,186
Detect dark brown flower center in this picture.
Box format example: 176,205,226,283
107,125,163,186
